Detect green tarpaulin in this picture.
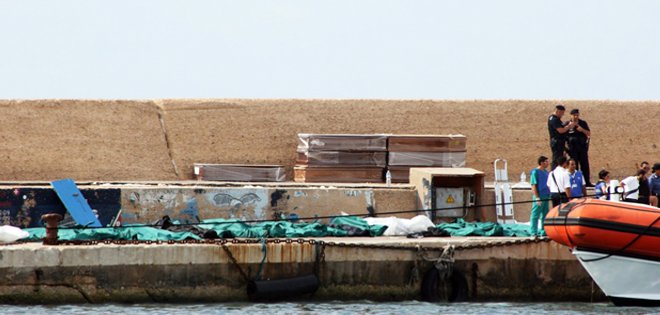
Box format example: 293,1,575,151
22,216,389,242
21,217,531,242
436,219,533,237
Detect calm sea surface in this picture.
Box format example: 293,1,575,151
5,301,660,315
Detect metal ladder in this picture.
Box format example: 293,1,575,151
494,159,515,224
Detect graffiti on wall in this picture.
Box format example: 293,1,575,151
124,190,194,223
270,189,291,220
121,188,376,224
125,188,269,223
208,189,267,220
0,188,121,228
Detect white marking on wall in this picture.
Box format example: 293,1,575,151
344,190,361,197
365,190,374,208
203,188,268,220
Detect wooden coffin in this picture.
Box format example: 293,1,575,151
387,151,466,167
297,134,388,152
387,166,413,183
294,166,384,183
194,164,286,182
296,151,387,167
387,135,467,152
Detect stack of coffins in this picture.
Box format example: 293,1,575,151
194,164,286,182
294,134,387,183
387,135,467,183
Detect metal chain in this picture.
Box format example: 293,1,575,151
313,241,326,277
47,236,550,251
220,242,250,282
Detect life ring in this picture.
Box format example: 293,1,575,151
420,266,468,302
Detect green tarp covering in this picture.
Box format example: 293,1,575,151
22,216,389,242
23,226,202,242
21,217,530,242
437,219,533,237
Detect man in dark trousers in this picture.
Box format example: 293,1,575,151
548,105,576,169
565,108,592,186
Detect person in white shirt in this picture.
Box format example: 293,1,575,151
546,156,572,207
621,169,646,203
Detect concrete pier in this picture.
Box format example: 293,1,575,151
0,182,602,304
0,237,603,304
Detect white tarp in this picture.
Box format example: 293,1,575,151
0,225,29,243
364,215,435,236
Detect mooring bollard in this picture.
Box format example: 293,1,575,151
41,213,63,245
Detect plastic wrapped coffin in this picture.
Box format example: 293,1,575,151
387,134,467,152
297,134,388,152
296,151,387,167
294,166,384,183
194,164,287,182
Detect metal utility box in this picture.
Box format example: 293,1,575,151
434,187,466,217
410,167,485,222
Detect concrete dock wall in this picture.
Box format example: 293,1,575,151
0,238,603,303
119,185,419,224
118,185,537,225
0,183,537,228
0,184,420,228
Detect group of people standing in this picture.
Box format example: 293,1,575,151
527,104,592,236
527,104,659,236
594,162,660,207
528,155,586,236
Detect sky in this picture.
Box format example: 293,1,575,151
1,0,659,100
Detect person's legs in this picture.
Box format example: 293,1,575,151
579,148,591,185
568,145,578,162
550,139,565,169
538,199,550,236
551,193,560,208
551,144,564,169
529,196,541,235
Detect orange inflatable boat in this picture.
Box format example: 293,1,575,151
545,198,660,260
544,198,660,306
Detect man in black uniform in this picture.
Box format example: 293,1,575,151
565,108,592,186
548,105,575,169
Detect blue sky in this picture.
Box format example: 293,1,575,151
1,0,659,100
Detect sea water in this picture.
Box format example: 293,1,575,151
6,301,660,315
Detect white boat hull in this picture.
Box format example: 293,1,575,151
573,249,660,306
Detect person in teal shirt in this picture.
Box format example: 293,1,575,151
530,156,551,236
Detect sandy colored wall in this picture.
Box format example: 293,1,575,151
0,100,176,181
1,99,657,182
161,99,659,183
